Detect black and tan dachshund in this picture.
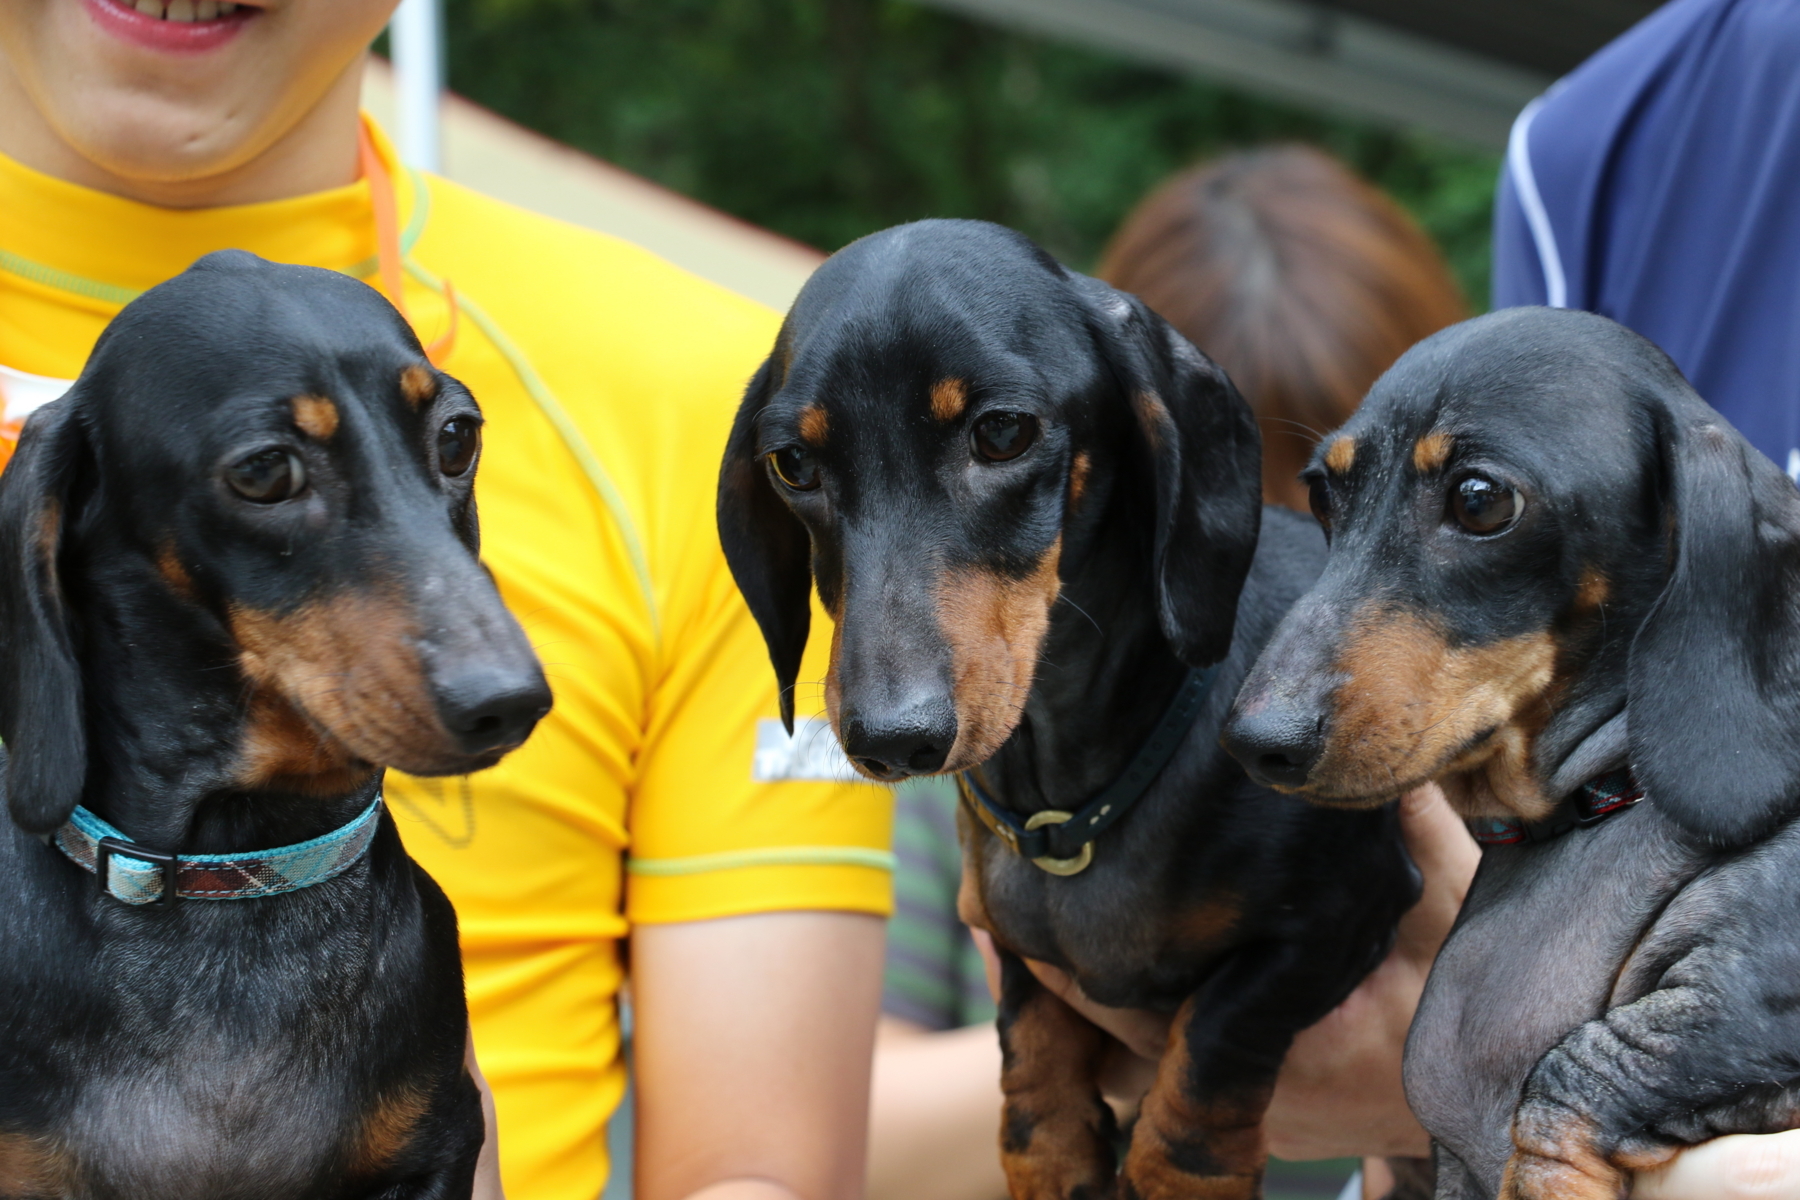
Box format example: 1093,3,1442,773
717,219,1421,1200
1223,306,1800,1200
0,251,550,1199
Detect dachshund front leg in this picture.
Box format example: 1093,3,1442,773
1501,979,1800,1200
368,1074,484,1200
996,948,1119,1200
1120,941,1330,1200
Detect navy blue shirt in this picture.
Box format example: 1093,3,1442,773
1493,0,1800,477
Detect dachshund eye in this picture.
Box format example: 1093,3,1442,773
438,416,481,477
1307,476,1333,534
226,448,306,503
1450,474,1523,535
971,412,1038,463
768,447,821,491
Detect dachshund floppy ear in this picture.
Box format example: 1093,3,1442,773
717,355,813,733
1078,279,1263,667
0,397,89,835
1628,407,1800,846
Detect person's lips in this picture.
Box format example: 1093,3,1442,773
82,0,260,52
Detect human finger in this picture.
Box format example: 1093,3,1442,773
1022,957,1170,1061
1633,1131,1800,1199
971,927,1003,1002
1391,783,1480,964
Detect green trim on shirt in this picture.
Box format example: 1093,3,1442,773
627,846,897,876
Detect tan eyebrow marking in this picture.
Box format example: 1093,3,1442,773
1323,436,1356,474
1413,431,1454,474
798,406,829,445
930,379,969,422
399,364,438,408
291,395,339,441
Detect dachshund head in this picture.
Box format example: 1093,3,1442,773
718,220,1260,781
1224,306,1800,846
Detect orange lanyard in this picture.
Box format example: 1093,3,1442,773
358,124,458,366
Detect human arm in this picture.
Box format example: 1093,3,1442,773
465,1033,505,1200
632,911,885,1200
868,1016,1007,1200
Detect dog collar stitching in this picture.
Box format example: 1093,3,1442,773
1466,770,1643,847
51,795,384,906
955,664,1218,876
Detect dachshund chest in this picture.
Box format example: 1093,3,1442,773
31,1067,399,1200
0,849,461,1200
1405,809,1705,1190
968,818,1253,1008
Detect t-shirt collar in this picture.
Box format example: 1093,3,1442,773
0,114,414,307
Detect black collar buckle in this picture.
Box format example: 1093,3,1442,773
96,837,179,907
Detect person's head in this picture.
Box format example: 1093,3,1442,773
1098,145,1467,511
0,0,398,205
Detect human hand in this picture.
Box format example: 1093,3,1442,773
1632,1131,1800,1198
1264,783,1476,1159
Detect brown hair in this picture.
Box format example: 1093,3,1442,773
1098,145,1468,510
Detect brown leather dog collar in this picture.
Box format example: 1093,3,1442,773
956,664,1218,876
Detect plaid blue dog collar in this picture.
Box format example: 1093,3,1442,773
1467,769,1644,847
53,795,384,906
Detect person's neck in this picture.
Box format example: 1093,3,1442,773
0,53,365,208
979,507,1191,815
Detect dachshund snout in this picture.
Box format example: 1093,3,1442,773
434,666,552,758
841,701,958,780
1221,706,1325,792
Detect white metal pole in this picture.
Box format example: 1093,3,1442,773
390,0,443,172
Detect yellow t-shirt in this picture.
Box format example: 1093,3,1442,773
0,118,891,1199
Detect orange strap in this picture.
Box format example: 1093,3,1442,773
357,125,458,366
0,416,20,476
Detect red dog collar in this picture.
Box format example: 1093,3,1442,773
1467,769,1644,847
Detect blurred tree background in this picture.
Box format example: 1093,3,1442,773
441,0,1499,305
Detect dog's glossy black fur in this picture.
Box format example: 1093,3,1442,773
0,251,550,1199
717,220,1419,1200
1223,307,1800,1200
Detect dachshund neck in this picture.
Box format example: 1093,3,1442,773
69,549,381,855
988,498,1190,814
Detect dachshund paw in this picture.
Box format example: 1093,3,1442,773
999,1154,1113,1200
1499,1149,1628,1200
998,1102,1116,1200
1504,1101,1634,1200
1117,1132,1261,1200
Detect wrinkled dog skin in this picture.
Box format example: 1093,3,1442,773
1223,307,1800,1200
719,220,1420,1200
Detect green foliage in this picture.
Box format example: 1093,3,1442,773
444,0,1498,305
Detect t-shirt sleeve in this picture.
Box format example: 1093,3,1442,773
626,555,894,923
620,316,894,923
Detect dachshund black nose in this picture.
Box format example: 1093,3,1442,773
843,703,958,780
437,669,553,756
1221,708,1324,791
